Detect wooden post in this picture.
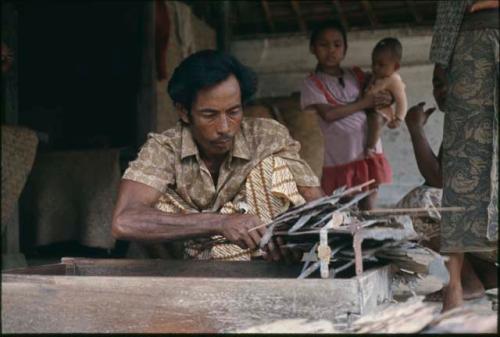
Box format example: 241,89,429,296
1,2,18,125
136,1,157,145
217,1,231,52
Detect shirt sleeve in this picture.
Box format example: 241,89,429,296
300,77,328,110
122,133,175,193
273,124,320,187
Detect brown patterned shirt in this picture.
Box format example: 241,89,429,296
123,117,319,212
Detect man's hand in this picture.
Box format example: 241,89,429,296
469,0,499,13
374,90,393,110
405,102,436,129
218,214,284,261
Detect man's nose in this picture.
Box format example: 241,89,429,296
217,114,230,134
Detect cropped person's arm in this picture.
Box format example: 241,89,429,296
469,0,499,12
405,102,442,188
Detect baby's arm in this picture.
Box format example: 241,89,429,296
387,76,407,128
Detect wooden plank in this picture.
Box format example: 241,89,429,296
260,0,275,33
331,0,349,29
1,265,392,333
290,1,307,32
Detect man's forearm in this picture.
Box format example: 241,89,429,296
112,206,227,242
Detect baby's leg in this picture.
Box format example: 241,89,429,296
366,110,386,156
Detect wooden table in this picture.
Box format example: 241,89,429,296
2,258,392,333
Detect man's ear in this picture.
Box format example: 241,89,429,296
176,103,190,124
394,62,401,71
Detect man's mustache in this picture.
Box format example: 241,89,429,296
213,135,233,143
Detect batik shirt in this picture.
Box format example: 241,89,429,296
123,117,319,212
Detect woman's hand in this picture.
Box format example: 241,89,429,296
374,90,393,110
405,102,436,130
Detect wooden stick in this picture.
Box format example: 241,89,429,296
342,179,376,195
355,206,465,215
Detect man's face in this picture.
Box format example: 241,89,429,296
432,65,447,111
182,74,243,159
371,49,399,79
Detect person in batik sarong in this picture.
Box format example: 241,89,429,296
429,0,498,311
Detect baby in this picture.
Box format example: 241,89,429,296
365,37,407,157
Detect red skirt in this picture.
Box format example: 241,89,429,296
321,153,392,195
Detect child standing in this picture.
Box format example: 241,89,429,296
365,38,407,157
300,21,392,210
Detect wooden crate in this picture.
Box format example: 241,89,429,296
2,258,392,333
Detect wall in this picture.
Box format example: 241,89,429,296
231,28,443,206
155,1,217,133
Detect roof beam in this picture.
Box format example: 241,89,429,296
360,0,378,28
405,0,423,24
260,0,275,33
331,0,349,29
290,0,307,32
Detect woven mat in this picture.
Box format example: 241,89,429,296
1,126,38,229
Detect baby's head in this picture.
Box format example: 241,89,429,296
371,38,402,79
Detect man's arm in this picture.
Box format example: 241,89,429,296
405,102,442,188
111,179,269,251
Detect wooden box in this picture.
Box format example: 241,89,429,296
2,258,392,333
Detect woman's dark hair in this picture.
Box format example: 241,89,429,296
309,20,348,52
167,49,258,112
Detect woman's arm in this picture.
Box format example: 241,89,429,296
405,102,443,188
312,94,374,122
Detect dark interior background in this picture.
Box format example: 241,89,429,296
17,1,144,151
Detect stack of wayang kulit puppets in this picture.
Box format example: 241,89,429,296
246,179,460,282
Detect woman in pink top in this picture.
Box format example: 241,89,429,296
300,21,392,210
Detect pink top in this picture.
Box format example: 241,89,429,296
300,68,383,167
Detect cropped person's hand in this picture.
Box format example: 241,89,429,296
405,102,436,129
374,90,393,109
469,0,499,13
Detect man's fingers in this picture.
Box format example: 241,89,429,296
266,240,281,261
276,237,293,264
248,230,263,249
240,235,256,250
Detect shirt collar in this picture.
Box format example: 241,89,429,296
180,124,252,162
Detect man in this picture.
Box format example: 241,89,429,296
112,50,324,261
429,0,498,311
398,65,497,304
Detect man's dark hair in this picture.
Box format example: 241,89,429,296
309,20,348,52
372,37,403,61
167,49,257,112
